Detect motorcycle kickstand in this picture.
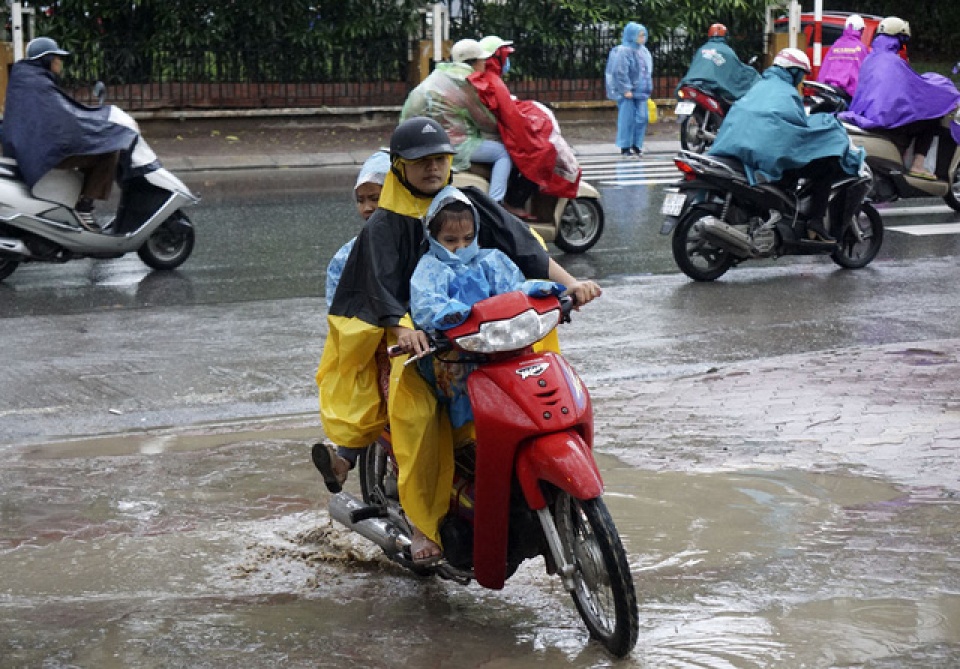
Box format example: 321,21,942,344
535,507,578,591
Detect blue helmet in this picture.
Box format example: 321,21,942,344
26,37,69,60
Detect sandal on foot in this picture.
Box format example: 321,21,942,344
311,442,348,493
907,169,937,181
410,530,443,567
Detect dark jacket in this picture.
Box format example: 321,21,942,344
2,59,137,187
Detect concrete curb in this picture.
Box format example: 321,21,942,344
163,139,683,173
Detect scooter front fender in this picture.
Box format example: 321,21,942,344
515,430,603,511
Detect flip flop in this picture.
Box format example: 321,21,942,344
907,169,938,181
310,442,345,493
409,532,443,567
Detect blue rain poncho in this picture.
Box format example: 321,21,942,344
410,186,563,428
325,150,391,308
605,23,652,101
709,66,864,185
410,186,562,334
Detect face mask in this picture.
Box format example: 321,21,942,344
502,57,511,75
791,68,805,87
454,242,479,264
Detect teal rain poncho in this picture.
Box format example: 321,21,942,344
677,36,759,102
709,66,864,185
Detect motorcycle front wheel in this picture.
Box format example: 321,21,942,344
555,197,604,254
831,202,883,269
138,210,195,270
680,108,711,154
553,492,638,658
672,206,736,281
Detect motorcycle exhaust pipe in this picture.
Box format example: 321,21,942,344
0,237,29,260
700,219,757,257
329,492,409,554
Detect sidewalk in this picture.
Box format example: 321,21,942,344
143,116,683,174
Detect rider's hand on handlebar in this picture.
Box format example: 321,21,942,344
563,280,602,308
390,326,432,357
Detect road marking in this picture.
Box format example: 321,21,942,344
874,205,954,217
581,157,680,187
885,222,960,236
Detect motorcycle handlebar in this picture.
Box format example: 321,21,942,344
387,295,576,363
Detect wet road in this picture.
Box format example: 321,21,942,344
2,167,960,667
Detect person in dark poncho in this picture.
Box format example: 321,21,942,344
2,37,139,231
313,117,601,564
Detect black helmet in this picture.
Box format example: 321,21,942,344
26,36,69,60
389,117,455,161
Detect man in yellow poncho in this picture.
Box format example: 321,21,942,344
315,117,601,564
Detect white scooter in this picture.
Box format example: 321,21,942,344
452,168,604,254
0,102,199,282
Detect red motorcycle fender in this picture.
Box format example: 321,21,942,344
515,430,604,510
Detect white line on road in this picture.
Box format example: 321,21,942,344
874,205,954,217
885,223,960,236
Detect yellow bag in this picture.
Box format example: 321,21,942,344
647,98,658,124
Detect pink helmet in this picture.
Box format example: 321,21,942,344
773,47,811,74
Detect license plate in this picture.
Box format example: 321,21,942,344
675,101,696,116
660,191,686,216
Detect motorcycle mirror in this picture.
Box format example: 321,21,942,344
92,81,106,106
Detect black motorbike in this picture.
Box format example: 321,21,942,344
660,150,883,282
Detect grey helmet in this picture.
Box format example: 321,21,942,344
389,117,455,161
26,37,70,60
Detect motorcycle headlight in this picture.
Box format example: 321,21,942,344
454,307,560,353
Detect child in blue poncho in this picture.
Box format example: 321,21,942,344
410,185,563,441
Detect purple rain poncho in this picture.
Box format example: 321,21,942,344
815,26,869,97
839,34,960,130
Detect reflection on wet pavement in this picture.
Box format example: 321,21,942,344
2,418,959,667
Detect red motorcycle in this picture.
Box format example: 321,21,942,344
328,292,639,657
676,84,731,154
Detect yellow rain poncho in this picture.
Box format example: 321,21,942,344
318,158,553,544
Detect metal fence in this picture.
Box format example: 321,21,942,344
59,27,758,111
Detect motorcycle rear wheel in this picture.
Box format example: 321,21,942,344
672,206,736,281
831,202,883,269
555,197,604,254
680,108,711,154
137,211,195,270
0,259,18,282
553,492,638,658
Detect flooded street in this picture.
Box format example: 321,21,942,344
3,352,959,667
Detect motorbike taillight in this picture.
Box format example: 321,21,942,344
675,160,697,180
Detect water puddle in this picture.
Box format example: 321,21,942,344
2,424,959,667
